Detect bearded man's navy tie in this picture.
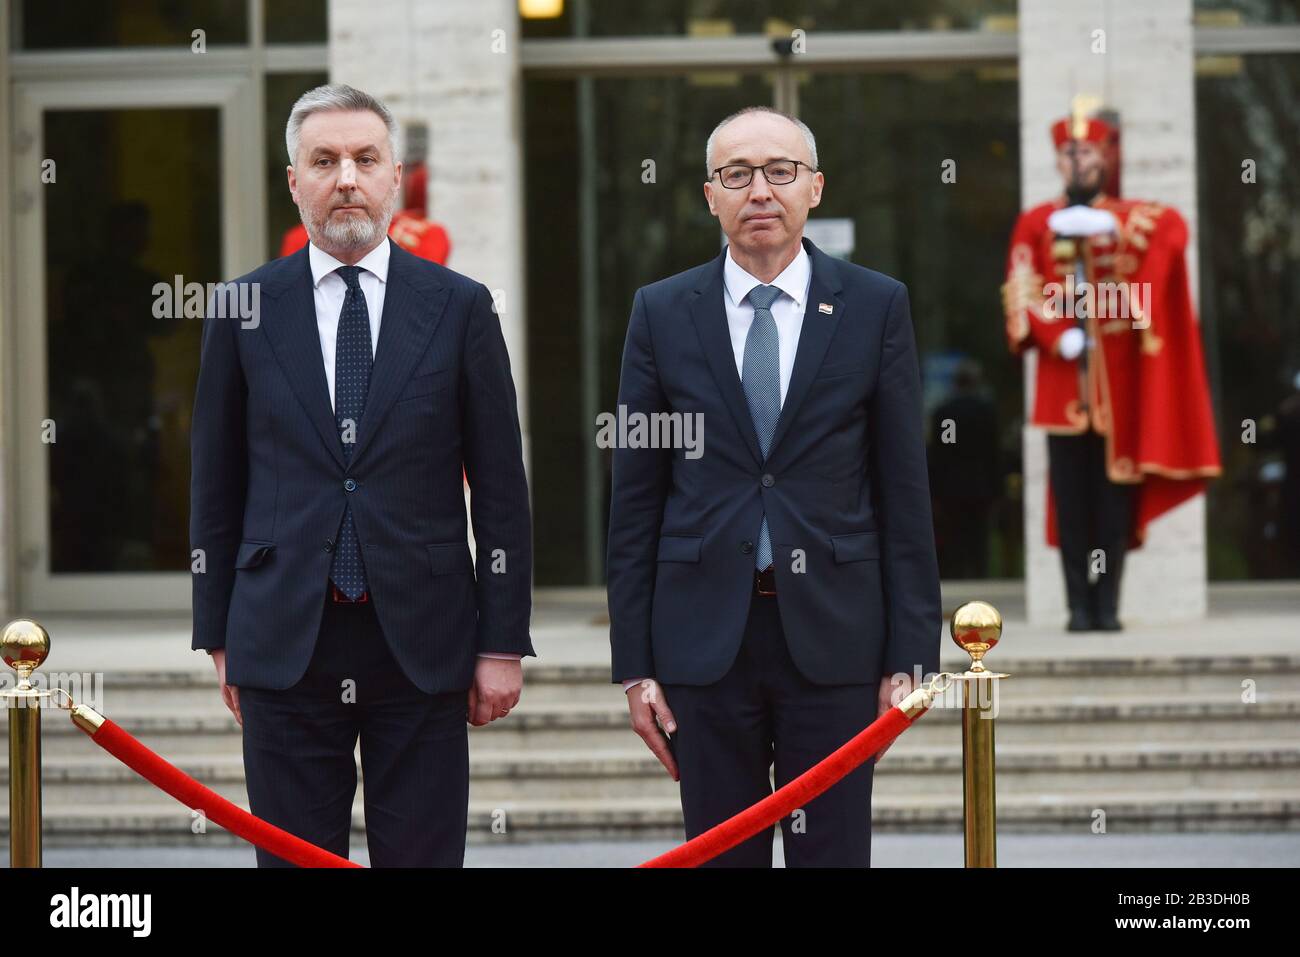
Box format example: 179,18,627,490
330,264,372,598
741,283,782,571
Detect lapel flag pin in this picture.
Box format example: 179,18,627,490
818,302,834,314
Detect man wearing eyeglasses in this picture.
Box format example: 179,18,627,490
607,106,941,866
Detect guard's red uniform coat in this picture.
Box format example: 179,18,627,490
1002,193,1222,549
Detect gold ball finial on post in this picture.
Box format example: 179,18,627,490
950,600,1003,674
1,619,51,689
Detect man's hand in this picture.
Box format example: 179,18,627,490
873,673,915,763
467,657,523,727
626,679,679,780
209,649,241,726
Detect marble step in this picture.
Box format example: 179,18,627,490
12,690,1300,757
5,787,1298,850
12,740,1300,804
24,655,1300,713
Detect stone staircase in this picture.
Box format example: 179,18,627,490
4,647,1299,847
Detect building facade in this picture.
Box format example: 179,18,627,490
1,0,1297,623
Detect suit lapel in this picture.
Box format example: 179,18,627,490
767,239,845,457
262,241,451,472
347,242,451,468
689,253,764,467
262,246,347,470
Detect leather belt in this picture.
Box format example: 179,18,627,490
754,564,776,596
330,581,370,604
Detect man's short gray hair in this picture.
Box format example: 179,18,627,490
285,83,400,166
705,106,818,178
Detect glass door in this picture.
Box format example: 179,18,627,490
13,72,261,611
794,66,1024,578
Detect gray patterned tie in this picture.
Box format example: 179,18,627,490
741,283,782,571
330,265,372,599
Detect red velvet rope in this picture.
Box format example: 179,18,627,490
87,717,360,868
639,702,921,868
76,697,925,869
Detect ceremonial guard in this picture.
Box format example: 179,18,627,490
1002,103,1221,630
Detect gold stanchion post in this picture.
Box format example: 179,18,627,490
950,601,1008,868
1,619,52,868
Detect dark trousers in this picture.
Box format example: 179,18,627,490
238,591,469,867
1047,430,1135,621
661,591,878,867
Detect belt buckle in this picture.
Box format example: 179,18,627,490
331,582,369,604
755,565,776,596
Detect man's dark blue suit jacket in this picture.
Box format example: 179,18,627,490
607,237,940,688
190,239,533,694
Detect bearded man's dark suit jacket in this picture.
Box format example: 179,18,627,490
189,238,532,866
606,236,941,866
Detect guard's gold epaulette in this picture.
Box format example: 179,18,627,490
1121,202,1166,251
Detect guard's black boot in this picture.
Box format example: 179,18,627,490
1067,607,1094,631
1094,559,1124,631
1062,547,1094,632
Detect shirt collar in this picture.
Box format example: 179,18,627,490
308,236,392,288
723,242,810,311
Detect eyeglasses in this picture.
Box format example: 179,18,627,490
711,159,816,189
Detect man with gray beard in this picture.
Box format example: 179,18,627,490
189,84,533,866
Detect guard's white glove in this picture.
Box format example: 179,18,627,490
1057,326,1086,360
1048,205,1119,237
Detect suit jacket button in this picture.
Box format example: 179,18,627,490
741,541,753,554
343,478,357,492
324,539,334,552
761,473,775,487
